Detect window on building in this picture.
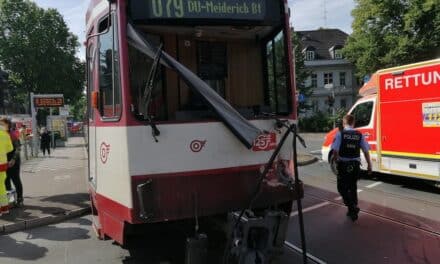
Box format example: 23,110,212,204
98,14,121,119
312,100,319,112
350,101,374,128
339,72,346,86
311,73,317,87
324,73,333,85
305,50,315,61
334,49,343,59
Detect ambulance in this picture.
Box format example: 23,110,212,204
322,59,440,184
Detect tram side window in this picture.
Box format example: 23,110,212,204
265,31,290,115
351,101,374,128
98,15,121,119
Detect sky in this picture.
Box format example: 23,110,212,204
33,0,356,60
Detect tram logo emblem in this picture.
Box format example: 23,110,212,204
100,142,111,164
190,140,207,153
252,133,276,152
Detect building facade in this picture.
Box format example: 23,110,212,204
297,29,360,116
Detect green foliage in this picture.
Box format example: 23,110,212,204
70,94,86,121
299,111,333,132
0,0,85,112
344,0,440,78
292,30,313,114
299,108,347,132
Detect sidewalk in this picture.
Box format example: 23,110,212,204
0,137,89,234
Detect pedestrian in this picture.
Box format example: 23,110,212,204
4,119,23,207
331,114,372,221
0,118,14,215
19,125,28,160
40,127,51,156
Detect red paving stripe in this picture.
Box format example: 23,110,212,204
304,185,440,236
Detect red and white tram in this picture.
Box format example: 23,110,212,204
86,0,302,258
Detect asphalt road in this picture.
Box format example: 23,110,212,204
297,133,326,157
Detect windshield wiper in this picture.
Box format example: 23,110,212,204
141,43,163,142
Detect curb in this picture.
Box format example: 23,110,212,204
0,207,91,235
298,155,319,167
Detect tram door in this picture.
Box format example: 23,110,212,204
87,42,98,188
197,41,227,97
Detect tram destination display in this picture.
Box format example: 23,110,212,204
130,0,281,24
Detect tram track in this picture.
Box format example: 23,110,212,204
304,165,440,209
284,241,327,264
303,192,440,237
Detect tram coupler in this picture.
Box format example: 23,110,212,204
185,233,208,264
226,210,289,264
136,179,154,220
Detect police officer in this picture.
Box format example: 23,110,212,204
331,114,372,221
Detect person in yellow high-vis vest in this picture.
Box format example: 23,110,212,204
0,118,13,215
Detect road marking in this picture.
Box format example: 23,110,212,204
291,201,330,217
284,241,328,264
310,150,322,154
334,189,363,201
365,181,383,188
54,175,71,181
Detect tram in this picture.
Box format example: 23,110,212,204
86,0,302,260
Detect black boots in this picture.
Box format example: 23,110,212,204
347,207,360,221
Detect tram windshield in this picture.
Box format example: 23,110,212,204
127,0,291,123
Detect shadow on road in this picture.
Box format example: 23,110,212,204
122,230,185,264
25,225,90,242
41,193,90,208
0,236,48,261
0,193,90,225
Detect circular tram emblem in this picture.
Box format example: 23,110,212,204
100,142,111,164
190,140,207,153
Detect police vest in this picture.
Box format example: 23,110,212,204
339,130,362,159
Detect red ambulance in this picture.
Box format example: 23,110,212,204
322,59,440,184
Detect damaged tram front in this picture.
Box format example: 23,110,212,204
86,0,302,261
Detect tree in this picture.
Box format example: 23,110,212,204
0,0,84,112
292,30,313,115
70,94,86,121
343,0,440,78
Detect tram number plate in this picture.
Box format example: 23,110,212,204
252,133,276,152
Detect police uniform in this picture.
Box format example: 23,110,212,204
331,127,369,220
